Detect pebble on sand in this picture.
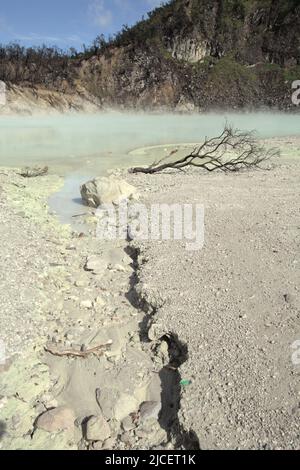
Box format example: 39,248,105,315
85,414,111,442
36,406,75,433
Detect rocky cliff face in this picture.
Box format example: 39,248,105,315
1,83,101,115
1,0,299,112
80,0,300,110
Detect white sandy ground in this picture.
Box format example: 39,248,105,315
0,136,299,450
0,170,163,450
126,141,300,449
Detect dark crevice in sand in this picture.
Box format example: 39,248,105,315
159,334,200,450
125,244,200,450
125,246,157,342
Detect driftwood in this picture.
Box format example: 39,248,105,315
11,182,26,188
44,340,113,358
72,211,95,218
72,213,89,218
19,166,48,177
130,124,279,174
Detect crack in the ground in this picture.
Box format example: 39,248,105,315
126,244,200,450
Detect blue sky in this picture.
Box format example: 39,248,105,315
0,0,164,49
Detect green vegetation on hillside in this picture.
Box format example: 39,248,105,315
0,0,299,109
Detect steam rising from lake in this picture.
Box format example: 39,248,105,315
1,112,299,174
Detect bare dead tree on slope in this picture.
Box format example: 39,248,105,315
130,124,279,174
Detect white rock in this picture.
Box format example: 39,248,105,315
86,415,111,442
114,393,139,422
84,255,107,275
139,401,161,423
80,176,138,208
74,279,89,288
112,264,126,272
80,300,93,309
94,296,106,307
36,407,75,433
121,415,136,432
101,437,116,450
148,322,164,342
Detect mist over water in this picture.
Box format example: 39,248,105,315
1,112,300,174
1,111,299,226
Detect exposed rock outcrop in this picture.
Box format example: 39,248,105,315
1,83,101,115
80,176,138,208
78,0,300,111
1,0,299,111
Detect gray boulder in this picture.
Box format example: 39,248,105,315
80,176,138,208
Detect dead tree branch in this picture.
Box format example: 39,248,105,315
44,340,113,358
19,166,48,177
130,125,279,174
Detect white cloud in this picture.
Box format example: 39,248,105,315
88,0,113,28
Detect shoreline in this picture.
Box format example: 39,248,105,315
0,137,299,449
0,167,167,450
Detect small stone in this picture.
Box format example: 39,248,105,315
114,393,139,421
135,427,151,438
40,394,58,409
74,416,85,428
101,437,116,450
120,432,135,446
283,293,295,304
114,264,126,272
121,415,136,432
86,415,111,442
139,401,161,424
84,256,107,275
77,438,87,450
75,279,89,288
148,322,163,342
94,296,106,307
160,340,169,356
35,403,47,414
135,422,167,445
158,340,169,362
130,333,140,344
92,441,104,450
151,427,168,446
36,406,75,433
80,300,93,309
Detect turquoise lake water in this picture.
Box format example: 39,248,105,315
0,111,299,226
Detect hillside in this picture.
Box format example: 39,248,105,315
1,0,300,111
79,0,300,110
